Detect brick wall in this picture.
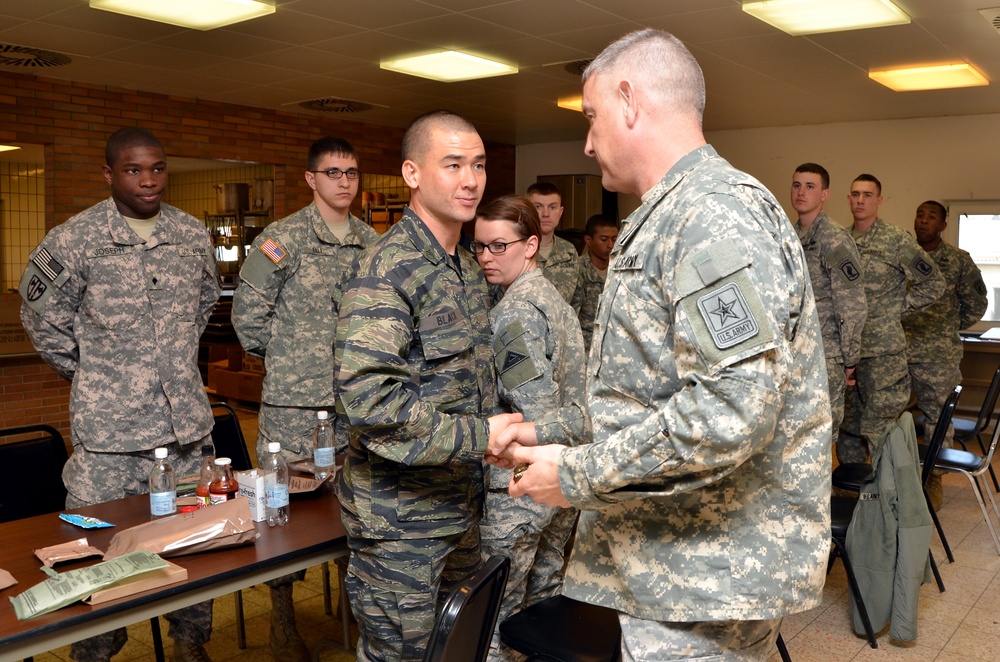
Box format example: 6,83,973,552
0,69,517,436
0,356,71,441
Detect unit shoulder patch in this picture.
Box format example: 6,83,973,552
493,319,543,393
696,281,759,350
910,253,933,277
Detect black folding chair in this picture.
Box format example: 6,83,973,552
423,556,510,662
950,364,1000,493
0,424,68,523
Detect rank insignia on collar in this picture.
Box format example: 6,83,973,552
260,238,287,264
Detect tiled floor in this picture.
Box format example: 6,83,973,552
31,402,1000,661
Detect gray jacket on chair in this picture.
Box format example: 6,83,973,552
846,412,932,642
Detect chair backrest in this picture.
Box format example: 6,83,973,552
423,556,511,662
0,424,68,523
921,385,962,487
211,402,254,471
971,365,1000,437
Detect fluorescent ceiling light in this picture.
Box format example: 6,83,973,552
742,0,909,36
0,145,22,153
381,51,517,82
869,63,989,91
557,96,583,112
90,0,274,31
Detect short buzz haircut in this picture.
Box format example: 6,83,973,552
526,181,562,202
584,213,619,237
401,110,478,164
476,195,541,241
919,200,948,222
308,137,357,171
794,163,830,190
582,28,706,123
105,127,163,167
852,173,882,197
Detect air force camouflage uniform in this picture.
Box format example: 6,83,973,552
233,202,379,461
794,211,867,445
902,241,987,446
539,234,581,309
19,198,220,659
335,209,496,662
841,219,946,462
555,147,831,654
482,268,590,662
575,254,606,353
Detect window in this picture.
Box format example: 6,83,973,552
948,200,1000,329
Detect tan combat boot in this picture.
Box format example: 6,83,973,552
270,583,310,662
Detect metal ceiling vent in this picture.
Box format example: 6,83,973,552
0,43,71,68
564,60,592,77
979,8,1000,33
298,97,373,113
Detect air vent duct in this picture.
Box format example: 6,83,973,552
0,44,71,68
298,97,373,113
979,7,1000,33
563,60,592,77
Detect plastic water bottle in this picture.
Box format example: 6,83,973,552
149,447,176,518
263,442,290,527
313,410,334,482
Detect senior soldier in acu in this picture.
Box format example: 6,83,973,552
903,200,987,508
790,163,867,446
19,127,219,662
840,175,946,463
489,30,831,661
334,110,522,662
232,136,379,661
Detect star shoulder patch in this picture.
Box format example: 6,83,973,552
696,281,759,350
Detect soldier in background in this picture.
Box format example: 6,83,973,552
19,127,218,662
334,110,522,662
489,30,831,661
575,213,619,353
840,175,946,462
473,195,591,662
790,163,867,447
903,200,988,509
232,137,379,660
527,182,582,308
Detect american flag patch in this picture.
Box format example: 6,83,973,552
260,238,287,264
33,248,65,282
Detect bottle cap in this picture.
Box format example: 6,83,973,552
154,447,168,459
214,457,232,466
317,410,329,420
268,442,281,454
201,445,214,456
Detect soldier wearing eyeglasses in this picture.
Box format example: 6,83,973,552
232,136,378,661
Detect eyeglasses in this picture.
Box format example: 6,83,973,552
309,168,361,180
470,238,526,255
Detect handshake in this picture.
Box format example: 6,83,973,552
485,413,570,508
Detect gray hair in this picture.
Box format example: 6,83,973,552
582,28,706,121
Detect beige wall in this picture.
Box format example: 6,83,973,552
516,112,1000,246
